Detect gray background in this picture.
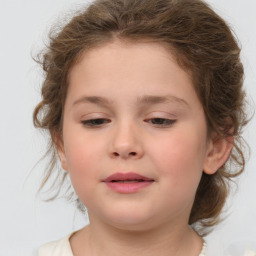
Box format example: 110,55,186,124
0,0,255,255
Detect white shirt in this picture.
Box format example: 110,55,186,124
38,233,74,256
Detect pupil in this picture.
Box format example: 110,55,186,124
154,118,164,124
93,119,103,124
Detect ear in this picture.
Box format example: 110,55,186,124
51,130,69,171
57,144,69,171
203,135,233,175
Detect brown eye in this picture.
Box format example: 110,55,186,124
146,118,176,127
81,118,110,127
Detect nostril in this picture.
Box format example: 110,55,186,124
111,151,138,158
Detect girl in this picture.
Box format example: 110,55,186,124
33,0,252,255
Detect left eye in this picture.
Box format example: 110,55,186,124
81,118,110,127
146,118,176,127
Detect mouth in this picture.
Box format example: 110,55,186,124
102,172,155,193
110,180,147,183
103,172,154,183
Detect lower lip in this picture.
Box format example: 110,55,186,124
104,181,154,193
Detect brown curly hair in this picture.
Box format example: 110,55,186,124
33,0,248,235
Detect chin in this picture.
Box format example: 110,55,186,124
101,209,158,232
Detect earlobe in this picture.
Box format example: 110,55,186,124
51,130,69,171
57,146,69,171
203,136,233,175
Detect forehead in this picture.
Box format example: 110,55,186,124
69,40,192,86
66,40,200,110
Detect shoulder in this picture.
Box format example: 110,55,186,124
38,233,75,256
243,250,256,256
198,241,207,256
205,237,256,256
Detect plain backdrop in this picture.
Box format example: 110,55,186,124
0,0,255,255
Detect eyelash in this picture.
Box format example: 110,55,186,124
81,119,110,127
146,118,176,127
81,118,176,128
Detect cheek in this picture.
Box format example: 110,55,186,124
63,132,104,190
149,129,207,181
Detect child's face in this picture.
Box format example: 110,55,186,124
59,41,213,230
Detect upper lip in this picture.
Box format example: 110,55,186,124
103,172,154,182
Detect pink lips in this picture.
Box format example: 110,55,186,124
103,172,154,193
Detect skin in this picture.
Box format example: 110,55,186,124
58,40,232,256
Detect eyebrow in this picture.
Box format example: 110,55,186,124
136,95,189,107
73,96,113,107
72,95,189,108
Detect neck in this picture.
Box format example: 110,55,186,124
70,216,203,256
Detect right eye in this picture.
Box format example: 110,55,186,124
81,118,110,127
145,118,176,127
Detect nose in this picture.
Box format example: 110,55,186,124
109,122,144,160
